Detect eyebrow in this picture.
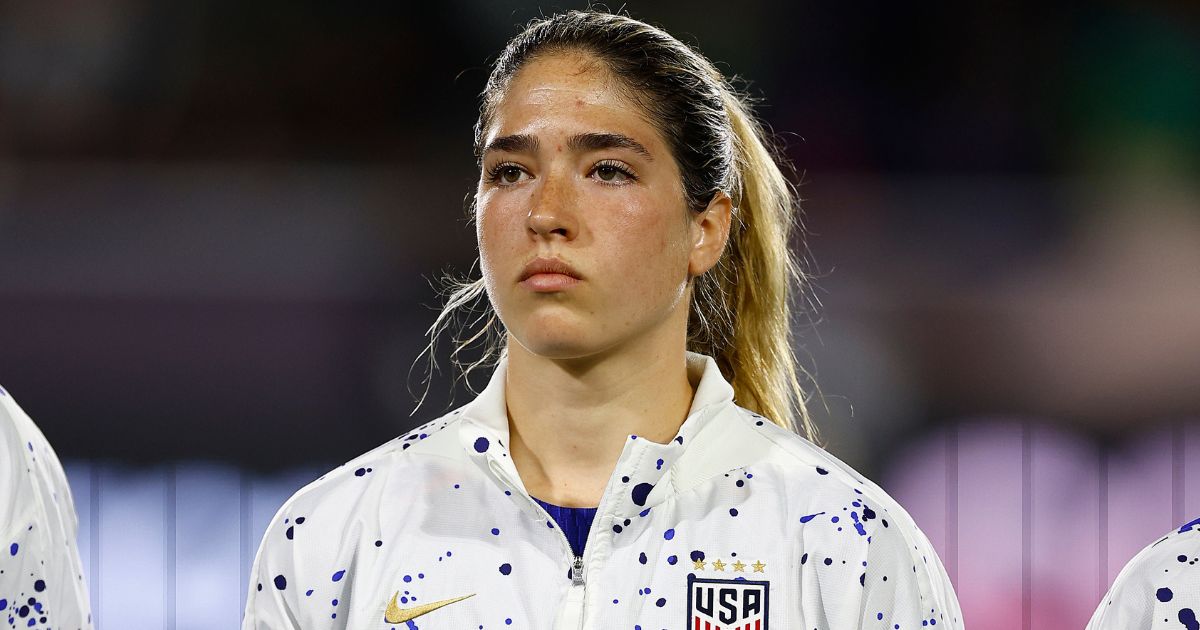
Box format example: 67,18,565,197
481,134,540,156
567,132,654,161
481,132,654,161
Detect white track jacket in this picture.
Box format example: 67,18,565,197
244,353,963,629
1087,517,1200,630
0,385,92,630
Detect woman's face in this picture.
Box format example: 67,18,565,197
475,53,727,361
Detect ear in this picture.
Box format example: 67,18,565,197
688,190,733,277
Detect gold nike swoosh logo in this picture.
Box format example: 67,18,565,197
384,591,475,623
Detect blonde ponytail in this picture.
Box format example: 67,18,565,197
708,91,816,440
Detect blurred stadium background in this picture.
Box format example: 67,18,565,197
1,1,1197,628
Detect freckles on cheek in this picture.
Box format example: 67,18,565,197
478,196,530,238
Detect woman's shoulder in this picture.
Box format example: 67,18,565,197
734,405,914,512
727,404,945,558
0,385,92,627
0,384,43,456
263,409,467,530
1088,518,1200,629
0,384,74,515
727,405,964,628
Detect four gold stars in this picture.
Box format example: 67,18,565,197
693,557,766,572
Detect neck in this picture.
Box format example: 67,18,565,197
504,331,697,508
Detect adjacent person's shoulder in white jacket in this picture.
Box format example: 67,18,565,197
0,384,93,629
1087,517,1200,630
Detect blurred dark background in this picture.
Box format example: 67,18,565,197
0,2,1197,628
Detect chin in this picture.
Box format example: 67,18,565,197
504,305,599,356
511,329,600,360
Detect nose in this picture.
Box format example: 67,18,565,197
526,172,578,240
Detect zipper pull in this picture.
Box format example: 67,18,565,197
571,556,585,585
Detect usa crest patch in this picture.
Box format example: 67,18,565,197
686,575,769,629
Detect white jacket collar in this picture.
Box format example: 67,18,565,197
456,351,740,517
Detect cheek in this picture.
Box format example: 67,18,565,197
476,202,521,307
604,202,690,285
476,196,526,266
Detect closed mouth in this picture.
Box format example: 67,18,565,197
519,257,582,281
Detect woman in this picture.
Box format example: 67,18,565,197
244,10,962,629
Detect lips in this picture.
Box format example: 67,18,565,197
518,257,582,282
518,257,583,292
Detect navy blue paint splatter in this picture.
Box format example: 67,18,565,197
631,483,654,506
1180,608,1198,630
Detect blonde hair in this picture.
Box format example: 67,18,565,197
419,10,818,440
697,90,816,439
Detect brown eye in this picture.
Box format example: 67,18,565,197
500,165,523,184
591,161,634,184
485,162,528,185
596,165,621,181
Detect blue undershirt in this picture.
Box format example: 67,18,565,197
532,496,597,558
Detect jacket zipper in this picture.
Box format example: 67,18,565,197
491,458,592,627
548,474,619,629
551,506,594,630
534,497,587,584
529,494,589,587
571,555,585,585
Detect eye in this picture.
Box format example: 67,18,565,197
484,162,530,185
590,160,637,184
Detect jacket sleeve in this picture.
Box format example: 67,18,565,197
242,508,304,630
1086,559,1155,630
0,387,93,629
1086,525,1199,630
242,463,372,630
794,492,964,629
856,516,964,630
